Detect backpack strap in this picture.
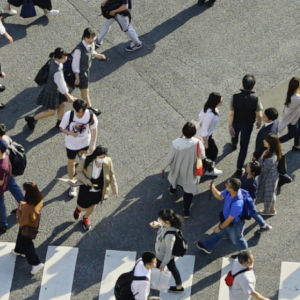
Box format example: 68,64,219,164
163,230,177,239
232,267,251,277
132,258,149,281
88,110,94,126
66,110,74,131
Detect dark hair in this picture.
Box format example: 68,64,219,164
158,209,183,230
203,92,222,115
0,11,2,18
0,123,7,136
23,182,43,206
82,27,96,39
248,161,261,177
242,74,256,90
264,133,282,161
228,178,241,191
84,146,108,169
73,99,88,112
238,250,253,265
182,122,196,138
142,252,156,265
264,107,278,121
49,47,67,59
285,77,300,107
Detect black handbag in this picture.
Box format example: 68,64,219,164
20,226,39,239
34,59,51,86
277,155,287,175
20,0,36,18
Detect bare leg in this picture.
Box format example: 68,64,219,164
34,109,56,121
83,205,96,218
56,103,65,120
4,2,10,10
80,88,92,108
68,159,76,180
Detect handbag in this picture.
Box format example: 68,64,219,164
20,0,36,18
20,226,39,239
195,141,203,176
277,154,287,175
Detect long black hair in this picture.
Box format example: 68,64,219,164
84,146,108,169
158,209,183,230
203,92,222,115
285,77,300,107
49,47,67,59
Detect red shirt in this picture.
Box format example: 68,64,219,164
0,155,10,195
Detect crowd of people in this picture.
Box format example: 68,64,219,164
0,1,298,300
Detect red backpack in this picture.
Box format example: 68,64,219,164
225,268,252,286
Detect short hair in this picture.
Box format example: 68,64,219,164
142,252,156,265
238,250,253,265
73,99,87,112
228,178,241,191
82,27,96,39
0,123,7,136
49,47,67,60
248,161,261,177
264,107,278,121
182,122,196,138
242,74,256,90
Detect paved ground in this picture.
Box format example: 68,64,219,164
1,0,300,299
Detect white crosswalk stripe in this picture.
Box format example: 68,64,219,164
217,258,232,300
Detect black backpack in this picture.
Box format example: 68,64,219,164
114,259,148,300
34,59,51,86
101,0,123,19
164,230,188,257
8,142,27,176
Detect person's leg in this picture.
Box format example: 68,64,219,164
227,221,248,251
80,88,92,108
56,102,65,121
201,228,227,252
96,18,116,43
20,234,41,266
183,192,193,217
237,124,253,170
68,158,76,180
279,124,296,143
34,0,52,10
8,176,24,203
206,136,218,161
0,194,8,227
251,211,265,227
166,258,182,287
294,119,300,147
14,228,25,254
82,204,96,218
34,109,56,121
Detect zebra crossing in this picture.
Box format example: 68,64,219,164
0,243,299,300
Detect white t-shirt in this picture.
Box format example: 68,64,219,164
60,109,98,150
198,108,219,137
131,260,151,300
0,20,6,35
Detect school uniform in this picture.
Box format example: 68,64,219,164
8,0,52,10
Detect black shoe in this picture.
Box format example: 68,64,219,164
197,0,205,5
0,103,5,109
168,286,184,293
169,186,176,195
95,39,103,49
89,107,101,116
195,241,211,254
0,84,5,92
55,120,61,129
25,116,37,130
0,225,8,233
231,143,237,150
11,208,18,214
207,0,215,6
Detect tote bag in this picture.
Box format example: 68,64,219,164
151,268,171,291
20,0,36,18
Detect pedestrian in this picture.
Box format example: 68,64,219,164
257,133,281,216
0,11,13,43
12,182,44,275
59,99,98,198
228,74,263,177
71,28,106,116
25,48,75,130
229,250,270,300
197,92,223,176
2,0,59,16
0,139,24,232
95,0,142,51
149,209,184,294
0,59,7,109
195,178,248,255
278,77,300,151
73,146,118,230
161,122,205,218
197,0,216,7
131,252,161,300
241,161,272,234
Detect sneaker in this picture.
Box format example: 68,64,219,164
69,186,78,198
25,116,37,130
11,249,25,257
45,9,59,17
95,39,103,49
125,42,143,52
82,217,91,231
1,8,17,15
0,225,8,233
168,286,184,293
73,208,81,220
195,241,211,254
89,107,101,116
204,168,223,176
169,186,176,195
259,210,277,216
235,168,245,178
255,224,272,234
0,84,5,92
31,263,44,275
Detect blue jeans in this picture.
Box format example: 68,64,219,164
0,176,24,226
203,220,248,252
251,211,265,227
279,120,300,147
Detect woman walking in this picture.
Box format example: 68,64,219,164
197,92,223,176
25,48,75,130
257,133,281,216
278,77,300,151
161,122,205,218
12,182,44,275
74,146,118,231
149,209,184,294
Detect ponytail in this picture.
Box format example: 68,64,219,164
158,209,183,230
49,52,55,58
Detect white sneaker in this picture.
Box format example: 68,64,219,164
69,186,78,198
204,168,223,176
31,263,44,275
11,249,25,257
45,9,59,17
1,8,17,15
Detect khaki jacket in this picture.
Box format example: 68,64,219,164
76,156,118,201
17,200,43,228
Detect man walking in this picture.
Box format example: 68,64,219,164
228,75,263,177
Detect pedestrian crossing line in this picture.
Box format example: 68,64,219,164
217,257,232,300
0,242,16,300
278,262,300,300
38,246,78,300
159,255,195,300
98,250,137,300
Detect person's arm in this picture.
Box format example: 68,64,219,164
133,281,150,300
200,112,214,148
256,111,263,129
161,144,176,173
160,234,176,269
210,184,224,201
3,32,13,43
17,205,31,227
90,127,98,154
71,49,81,86
109,158,118,196
250,290,270,300
53,71,75,102
76,160,92,186
109,3,128,15
213,215,235,233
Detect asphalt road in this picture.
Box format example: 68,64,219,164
1,0,300,299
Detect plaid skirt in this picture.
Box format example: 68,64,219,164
36,89,67,110
9,0,52,10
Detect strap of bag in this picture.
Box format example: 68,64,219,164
197,141,201,157
232,267,251,277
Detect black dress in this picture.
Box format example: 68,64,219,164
77,170,104,208
9,0,52,10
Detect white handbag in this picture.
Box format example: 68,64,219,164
151,268,172,291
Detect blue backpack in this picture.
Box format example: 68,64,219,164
239,189,256,220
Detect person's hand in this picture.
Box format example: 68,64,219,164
86,180,93,187
69,131,78,138
98,53,106,60
7,35,13,44
109,10,115,16
0,72,6,78
159,266,164,271
256,121,261,129
149,221,159,228
68,95,76,103
213,226,221,233
229,127,235,138
209,183,215,191
74,78,80,86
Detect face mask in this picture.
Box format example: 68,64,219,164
97,158,104,163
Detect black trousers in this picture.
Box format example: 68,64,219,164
15,228,40,266
205,135,218,162
157,258,182,286
9,0,52,10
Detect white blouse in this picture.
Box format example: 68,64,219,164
92,160,103,179
198,108,219,137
